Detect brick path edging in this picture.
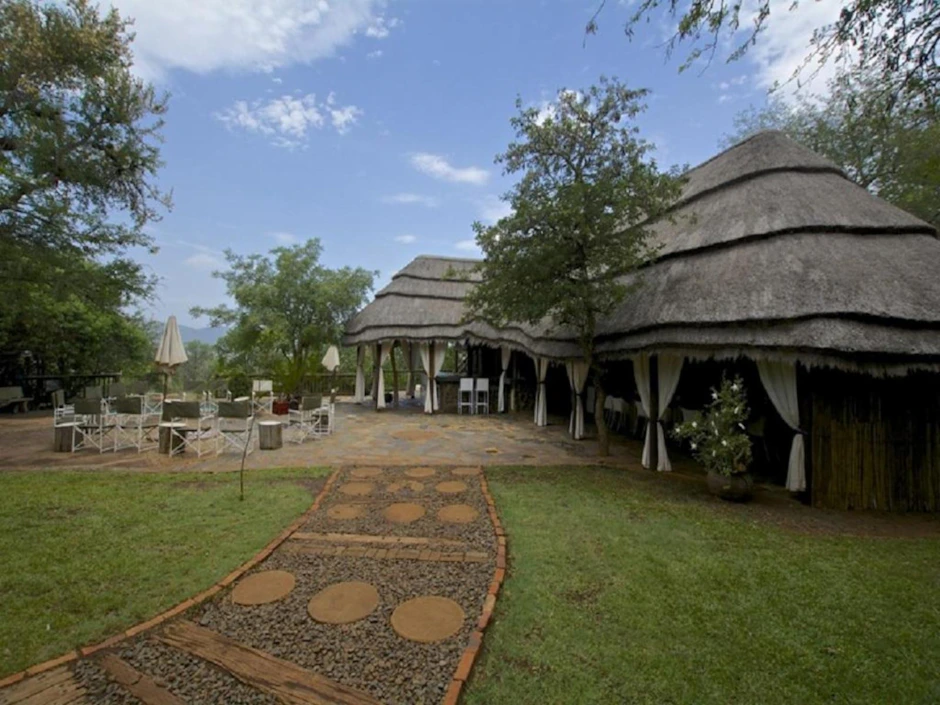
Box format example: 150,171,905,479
0,468,341,690
442,467,506,705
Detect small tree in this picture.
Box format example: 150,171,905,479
191,239,375,395
465,78,681,455
672,376,752,476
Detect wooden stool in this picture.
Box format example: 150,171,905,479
159,423,187,455
259,421,283,450
54,423,77,452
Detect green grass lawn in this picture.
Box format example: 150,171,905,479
0,468,328,677
466,466,940,705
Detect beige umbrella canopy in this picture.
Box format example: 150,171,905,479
155,315,188,397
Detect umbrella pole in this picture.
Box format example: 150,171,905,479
163,371,169,400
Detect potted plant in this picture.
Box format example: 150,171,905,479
672,376,754,502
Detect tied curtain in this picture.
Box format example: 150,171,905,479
419,343,446,413
565,359,589,440
498,346,511,413
757,360,806,492
534,357,549,426
354,345,366,403
635,353,684,472
375,342,392,409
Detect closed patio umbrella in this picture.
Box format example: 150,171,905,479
322,345,341,399
154,315,188,398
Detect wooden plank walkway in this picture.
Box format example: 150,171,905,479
98,654,186,705
157,621,382,705
0,667,87,705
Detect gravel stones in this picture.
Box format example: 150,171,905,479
435,480,468,494
327,504,366,520
386,480,424,493
390,596,466,643
338,482,374,496
436,504,479,524
350,468,383,479
231,570,296,606
391,429,440,442
404,467,436,479
307,582,380,624
382,502,426,524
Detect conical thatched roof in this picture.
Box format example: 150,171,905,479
344,131,940,371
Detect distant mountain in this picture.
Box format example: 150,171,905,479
178,325,226,345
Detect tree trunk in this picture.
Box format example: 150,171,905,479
391,341,399,407
259,421,283,450
595,380,609,457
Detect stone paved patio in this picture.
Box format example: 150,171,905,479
0,399,683,474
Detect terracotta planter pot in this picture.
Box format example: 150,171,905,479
706,470,754,502
272,400,290,415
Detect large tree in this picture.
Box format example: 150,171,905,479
0,0,170,381
724,66,939,228
465,78,681,455
586,0,939,104
191,239,375,395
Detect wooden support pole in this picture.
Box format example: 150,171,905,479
391,340,399,408
373,343,381,411
649,354,659,472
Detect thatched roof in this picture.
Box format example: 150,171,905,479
344,131,940,371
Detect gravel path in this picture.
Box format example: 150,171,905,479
69,465,495,705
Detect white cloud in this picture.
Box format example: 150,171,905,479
394,234,417,244
364,16,400,39
112,0,388,79
366,49,383,59
271,77,283,84
216,92,361,147
183,252,224,270
454,239,481,254
744,0,845,98
476,195,512,224
410,153,489,185
381,193,439,207
718,94,733,104
269,231,299,245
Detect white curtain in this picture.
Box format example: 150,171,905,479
354,345,366,403
433,344,445,411
635,353,684,472
498,346,511,413
565,359,589,440
757,360,806,492
534,357,549,426
419,343,432,413
376,342,392,409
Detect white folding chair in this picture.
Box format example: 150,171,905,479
216,400,254,455
458,378,474,415
288,395,324,444
314,400,334,437
163,401,215,457
113,396,159,453
474,378,490,415
252,379,274,415
52,389,74,425
72,398,116,453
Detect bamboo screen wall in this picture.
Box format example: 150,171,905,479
810,369,940,511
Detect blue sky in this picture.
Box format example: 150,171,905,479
113,0,839,327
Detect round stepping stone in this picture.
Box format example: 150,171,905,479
327,504,365,520
231,570,296,606
387,480,424,493
452,467,480,477
405,467,436,479
339,481,375,496
383,503,426,524
437,504,479,524
391,596,465,643
351,468,383,479
308,582,380,624
435,480,468,494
